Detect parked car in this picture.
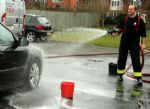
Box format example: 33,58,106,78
0,22,43,91
23,14,53,42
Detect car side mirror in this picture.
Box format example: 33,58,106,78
18,37,29,46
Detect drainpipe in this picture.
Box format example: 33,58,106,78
136,0,142,15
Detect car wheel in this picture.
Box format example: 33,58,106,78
26,31,36,42
25,60,42,90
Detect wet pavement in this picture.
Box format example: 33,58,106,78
0,42,150,109
33,41,118,56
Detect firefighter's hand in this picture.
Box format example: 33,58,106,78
111,32,119,37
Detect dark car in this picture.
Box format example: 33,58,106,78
0,23,43,91
23,14,53,42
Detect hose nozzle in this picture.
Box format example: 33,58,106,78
107,29,120,36
107,29,120,34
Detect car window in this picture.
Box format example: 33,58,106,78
37,17,49,25
0,24,14,46
30,17,38,24
25,16,31,24
6,17,23,26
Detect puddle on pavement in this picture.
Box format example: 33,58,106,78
60,98,74,109
1,81,150,109
115,79,150,109
0,55,149,109
88,59,103,63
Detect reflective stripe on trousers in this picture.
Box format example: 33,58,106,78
133,72,142,77
117,69,125,75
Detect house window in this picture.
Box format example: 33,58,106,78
52,0,63,3
117,1,120,6
112,1,114,6
115,1,117,6
133,1,136,5
130,0,138,5
111,0,121,7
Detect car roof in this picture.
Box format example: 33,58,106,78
25,14,44,17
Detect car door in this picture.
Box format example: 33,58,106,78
0,24,28,84
30,16,38,30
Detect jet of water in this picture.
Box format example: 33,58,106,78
57,27,108,55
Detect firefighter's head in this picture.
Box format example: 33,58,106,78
128,5,137,17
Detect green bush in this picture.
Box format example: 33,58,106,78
104,17,115,25
104,13,126,26
115,13,126,24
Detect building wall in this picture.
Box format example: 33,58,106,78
122,0,129,11
47,0,77,11
141,0,150,10
25,0,40,9
79,0,110,11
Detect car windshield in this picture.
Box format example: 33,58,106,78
0,24,14,46
37,17,49,25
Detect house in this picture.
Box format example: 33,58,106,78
46,0,110,12
109,0,148,17
109,0,123,17
25,0,46,9
141,0,150,11
79,0,110,11
47,0,77,11
25,0,149,14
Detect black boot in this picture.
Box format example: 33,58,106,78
136,78,143,87
117,74,123,81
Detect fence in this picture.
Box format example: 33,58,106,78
27,10,101,31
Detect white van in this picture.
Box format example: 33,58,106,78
0,0,25,30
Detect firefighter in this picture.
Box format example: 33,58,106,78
112,5,147,87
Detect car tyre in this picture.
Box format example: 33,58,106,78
26,31,36,42
24,60,42,91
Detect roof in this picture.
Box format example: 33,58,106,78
25,14,42,17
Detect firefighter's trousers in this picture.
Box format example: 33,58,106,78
117,41,142,78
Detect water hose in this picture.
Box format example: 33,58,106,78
44,52,119,58
44,48,150,83
125,48,150,83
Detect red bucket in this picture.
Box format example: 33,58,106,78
61,82,75,99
